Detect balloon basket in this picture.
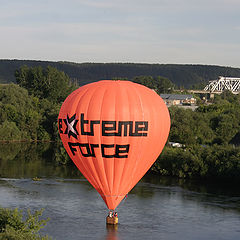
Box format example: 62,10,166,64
106,216,118,225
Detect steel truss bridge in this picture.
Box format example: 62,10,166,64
204,76,240,94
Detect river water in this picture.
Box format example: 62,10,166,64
0,143,240,240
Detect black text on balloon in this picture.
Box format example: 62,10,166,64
59,113,148,138
68,142,130,158
80,113,149,137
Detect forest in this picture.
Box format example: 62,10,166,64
1,65,240,181
1,59,240,88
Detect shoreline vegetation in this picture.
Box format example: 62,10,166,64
0,207,51,240
1,66,240,181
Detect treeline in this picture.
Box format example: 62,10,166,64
153,144,240,181
152,92,240,181
1,59,240,88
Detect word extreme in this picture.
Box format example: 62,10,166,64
59,113,149,159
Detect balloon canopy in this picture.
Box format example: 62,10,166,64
58,80,170,210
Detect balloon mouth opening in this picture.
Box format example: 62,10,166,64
101,194,127,210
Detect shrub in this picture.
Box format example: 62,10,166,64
0,207,51,240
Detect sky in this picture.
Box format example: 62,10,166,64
1,0,240,67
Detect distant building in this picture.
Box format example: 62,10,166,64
160,94,196,106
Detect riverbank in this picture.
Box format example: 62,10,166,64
1,141,240,182
152,145,240,181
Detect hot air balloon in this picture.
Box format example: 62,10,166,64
58,80,170,222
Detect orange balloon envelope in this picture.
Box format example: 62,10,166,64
58,80,170,210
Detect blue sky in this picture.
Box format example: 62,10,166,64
1,0,240,67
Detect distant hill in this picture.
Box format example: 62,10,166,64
1,59,240,88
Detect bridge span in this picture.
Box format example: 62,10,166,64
203,76,240,94
175,76,240,95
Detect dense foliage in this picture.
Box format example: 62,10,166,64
152,91,240,180
0,66,75,141
15,66,74,103
153,145,240,180
0,84,41,140
2,59,240,87
0,207,50,240
169,92,240,146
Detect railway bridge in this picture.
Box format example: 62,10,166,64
203,76,240,94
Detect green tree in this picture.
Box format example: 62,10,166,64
153,146,208,178
0,81,71,141
0,84,42,140
15,66,76,103
0,207,51,240
0,121,22,141
168,106,196,144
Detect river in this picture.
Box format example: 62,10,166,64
0,143,240,240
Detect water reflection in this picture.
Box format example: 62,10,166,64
0,142,81,179
1,143,240,240
105,224,118,240
139,174,240,212
0,176,240,240
1,142,240,214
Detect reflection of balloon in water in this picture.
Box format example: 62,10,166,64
58,80,170,210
